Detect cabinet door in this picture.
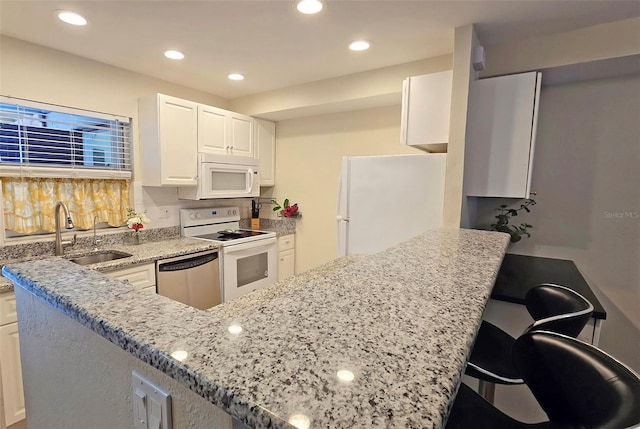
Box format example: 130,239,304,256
158,95,198,186
0,292,17,325
401,70,452,149
465,72,541,198
255,119,276,186
0,323,25,426
198,104,228,155
106,263,155,291
228,113,254,158
278,249,295,282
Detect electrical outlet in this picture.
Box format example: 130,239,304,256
132,371,172,429
159,209,170,219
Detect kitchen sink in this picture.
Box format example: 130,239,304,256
69,251,132,266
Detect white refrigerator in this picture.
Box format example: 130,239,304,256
336,153,446,257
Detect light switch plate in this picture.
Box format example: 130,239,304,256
132,371,172,429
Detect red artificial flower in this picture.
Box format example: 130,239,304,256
283,204,299,217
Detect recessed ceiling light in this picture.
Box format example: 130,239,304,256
164,50,185,60
228,73,245,81
296,0,323,15
349,40,371,51
57,11,87,26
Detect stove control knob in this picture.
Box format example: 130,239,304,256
233,210,237,215
227,209,232,216
196,213,202,219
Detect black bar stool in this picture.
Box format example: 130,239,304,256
466,283,594,400
446,331,640,429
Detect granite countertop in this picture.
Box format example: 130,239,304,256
0,237,218,294
3,228,509,429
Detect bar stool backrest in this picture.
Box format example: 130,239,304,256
514,331,640,429
525,283,594,337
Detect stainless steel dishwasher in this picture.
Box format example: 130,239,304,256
156,250,220,310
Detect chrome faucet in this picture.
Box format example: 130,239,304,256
93,215,102,247
54,201,75,256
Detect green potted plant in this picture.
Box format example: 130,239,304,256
491,199,536,243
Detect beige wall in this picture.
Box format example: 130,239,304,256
474,75,640,371
230,56,452,120
0,36,237,232
0,36,229,182
444,24,480,228
269,105,421,273
482,17,640,77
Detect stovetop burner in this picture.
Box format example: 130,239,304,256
194,229,270,242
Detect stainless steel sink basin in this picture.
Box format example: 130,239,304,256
69,251,132,266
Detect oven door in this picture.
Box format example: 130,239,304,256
221,237,277,302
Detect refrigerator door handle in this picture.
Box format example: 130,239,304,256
336,164,349,257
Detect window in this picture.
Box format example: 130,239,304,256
0,97,132,238
0,96,132,178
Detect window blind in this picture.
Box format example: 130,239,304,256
0,96,132,179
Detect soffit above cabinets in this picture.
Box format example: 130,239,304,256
1,1,637,99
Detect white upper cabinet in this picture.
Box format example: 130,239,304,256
401,70,453,151
465,72,542,198
198,104,227,155
198,105,254,158
228,112,254,158
254,119,276,187
138,94,198,187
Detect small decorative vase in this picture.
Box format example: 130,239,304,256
132,231,141,245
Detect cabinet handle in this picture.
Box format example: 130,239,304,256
530,191,537,196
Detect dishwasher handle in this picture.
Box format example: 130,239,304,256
158,251,218,272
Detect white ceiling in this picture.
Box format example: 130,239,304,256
1,1,638,100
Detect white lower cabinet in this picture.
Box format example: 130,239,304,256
0,292,25,427
106,263,156,293
277,235,295,282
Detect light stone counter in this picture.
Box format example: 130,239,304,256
3,228,509,429
0,237,218,293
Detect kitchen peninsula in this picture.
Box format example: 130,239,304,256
3,228,509,429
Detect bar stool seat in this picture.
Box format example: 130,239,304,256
446,331,640,429
466,283,594,387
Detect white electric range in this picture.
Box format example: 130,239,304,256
180,207,278,303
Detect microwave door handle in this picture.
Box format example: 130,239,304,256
248,168,255,192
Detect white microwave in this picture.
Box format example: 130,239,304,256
178,153,260,200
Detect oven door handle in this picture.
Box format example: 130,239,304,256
222,237,277,253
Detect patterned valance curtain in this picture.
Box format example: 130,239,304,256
2,178,129,234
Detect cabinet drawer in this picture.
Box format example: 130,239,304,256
106,263,156,290
278,235,295,252
0,291,17,325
